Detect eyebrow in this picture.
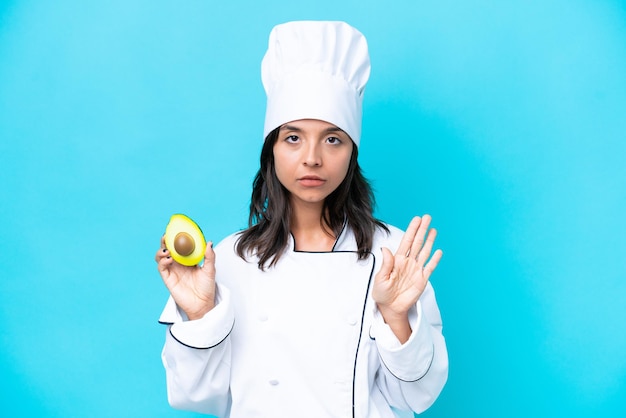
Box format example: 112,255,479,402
280,124,345,134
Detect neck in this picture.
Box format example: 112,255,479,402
290,198,335,251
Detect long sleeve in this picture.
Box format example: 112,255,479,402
369,282,448,413
159,285,235,416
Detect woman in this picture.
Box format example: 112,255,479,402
156,21,448,417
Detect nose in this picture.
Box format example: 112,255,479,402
303,142,322,167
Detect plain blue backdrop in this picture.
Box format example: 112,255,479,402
1,0,625,417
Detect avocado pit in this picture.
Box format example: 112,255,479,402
174,232,195,256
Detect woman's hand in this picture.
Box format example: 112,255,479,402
155,236,217,320
372,215,443,342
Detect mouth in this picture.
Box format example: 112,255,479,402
298,175,326,187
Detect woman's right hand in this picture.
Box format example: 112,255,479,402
155,236,217,320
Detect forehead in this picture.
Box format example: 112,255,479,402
280,119,345,133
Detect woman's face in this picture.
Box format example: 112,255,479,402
273,119,354,208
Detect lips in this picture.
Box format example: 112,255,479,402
298,175,326,187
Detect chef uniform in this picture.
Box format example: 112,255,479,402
159,21,448,418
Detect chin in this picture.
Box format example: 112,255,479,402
294,194,328,204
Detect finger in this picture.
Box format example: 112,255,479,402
376,247,395,281
157,254,173,274
155,246,169,262
396,216,421,257
409,214,432,259
416,227,437,267
423,249,443,280
202,241,216,275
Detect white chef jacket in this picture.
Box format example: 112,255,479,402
159,223,448,418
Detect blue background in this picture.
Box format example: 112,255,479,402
1,0,625,417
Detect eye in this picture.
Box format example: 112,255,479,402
325,136,342,145
284,135,300,143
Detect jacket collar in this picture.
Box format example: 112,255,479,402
287,221,358,253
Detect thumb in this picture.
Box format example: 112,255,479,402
202,241,216,276
376,247,394,280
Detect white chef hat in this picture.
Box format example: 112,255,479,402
261,21,371,147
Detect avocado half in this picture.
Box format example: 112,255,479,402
164,214,207,266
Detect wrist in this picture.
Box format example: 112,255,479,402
185,303,214,321
377,304,411,344
376,304,408,323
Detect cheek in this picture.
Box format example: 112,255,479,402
341,148,353,173
274,164,287,185
332,152,352,183
272,149,292,184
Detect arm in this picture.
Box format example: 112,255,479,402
155,238,234,415
371,216,448,412
370,282,448,412
159,288,234,416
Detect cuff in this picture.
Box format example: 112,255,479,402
158,285,234,349
369,301,435,382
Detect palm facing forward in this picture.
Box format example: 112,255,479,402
373,215,443,330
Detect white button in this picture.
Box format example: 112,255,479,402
347,316,358,326
269,379,279,386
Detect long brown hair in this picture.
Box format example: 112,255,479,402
236,127,388,269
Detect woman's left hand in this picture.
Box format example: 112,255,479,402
372,215,443,334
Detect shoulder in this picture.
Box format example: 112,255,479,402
213,230,252,263
214,231,242,252
213,231,258,283
373,222,405,253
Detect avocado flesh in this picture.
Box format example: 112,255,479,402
164,214,206,266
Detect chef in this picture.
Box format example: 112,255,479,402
156,21,448,418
